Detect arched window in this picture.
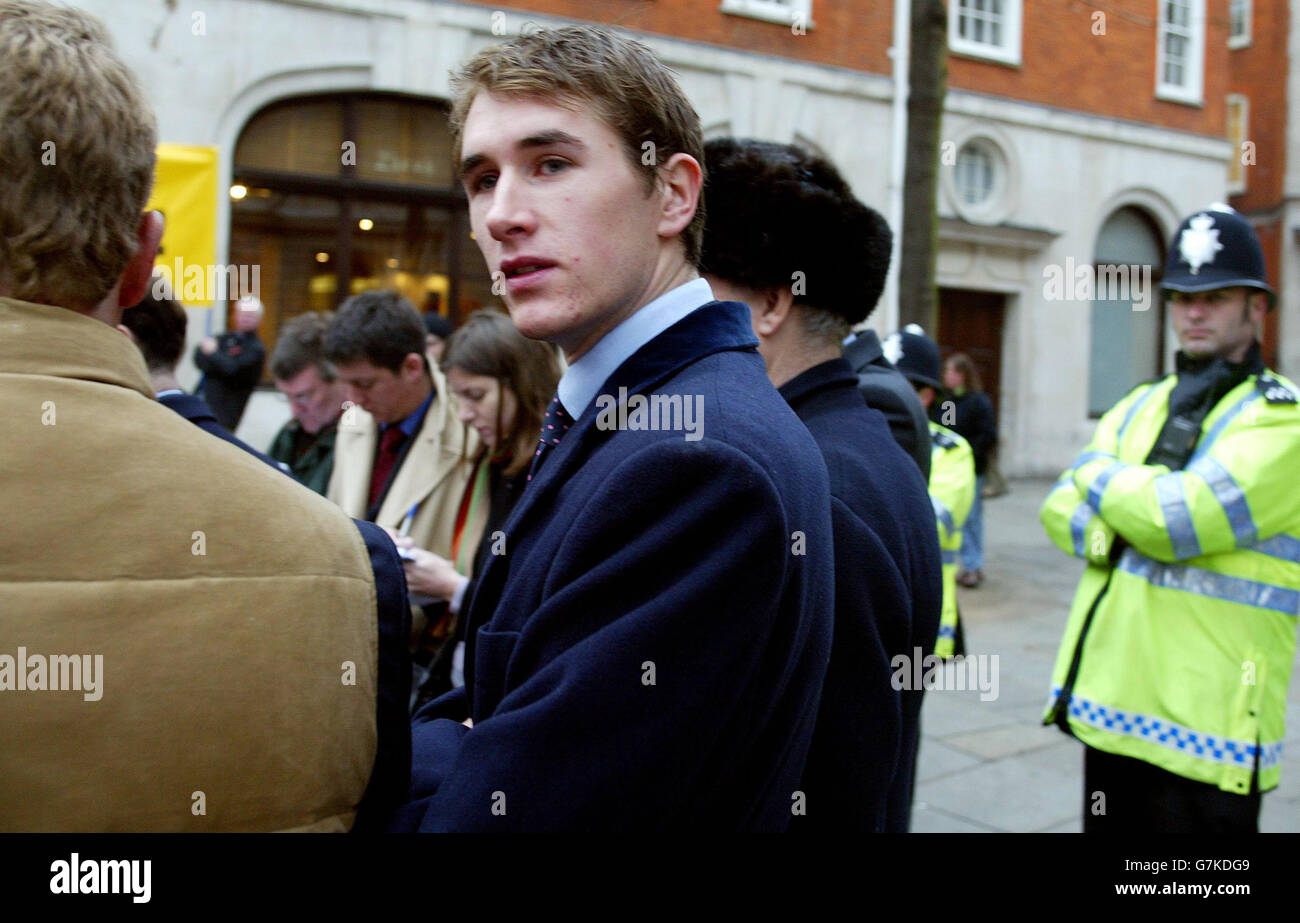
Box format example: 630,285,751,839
1088,207,1166,416
229,92,495,352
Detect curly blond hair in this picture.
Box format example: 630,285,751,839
0,1,157,310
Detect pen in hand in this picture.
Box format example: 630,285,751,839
396,502,419,560
398,502,418,539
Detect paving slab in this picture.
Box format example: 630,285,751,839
1260,798,1300,833
943,721,1063,761
1036,816,1083,833
914,750,1080,832
920,693,1026,739
914,738,984,783
910,802,1000,833
1018,738,1085,779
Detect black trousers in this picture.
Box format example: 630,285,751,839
1083,746,1260,833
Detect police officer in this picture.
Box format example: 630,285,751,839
845,326,933,480
1041,204,1300,832
890,325,977,660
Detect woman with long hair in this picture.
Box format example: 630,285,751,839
396,309,561,707
940,352,997,588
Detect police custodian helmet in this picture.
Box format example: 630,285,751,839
885,324,944,391
1160,203,1276,306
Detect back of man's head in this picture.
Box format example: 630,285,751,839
324,290,426,373
700,138,892,331
271,311,336,382
449,25,706,267
0,1,157,311
121,277,186,373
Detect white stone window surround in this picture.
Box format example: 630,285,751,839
942,128,1019,226
1226,93,1249,193
720,0,813,29
949,0,1023,67
1156,0,1206,105
1229,0,1252,49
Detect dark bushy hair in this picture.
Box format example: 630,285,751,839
324,290,426,373
700,138,892,325
271,311,336,382
122,277,186,372
423,312,454,339
442,309,561,477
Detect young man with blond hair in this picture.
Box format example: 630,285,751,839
0,0,409,831
394,26,835,832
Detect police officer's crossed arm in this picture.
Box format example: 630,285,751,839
1069,391,1300,564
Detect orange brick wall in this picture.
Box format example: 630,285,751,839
950,0,1226,136
1224,0,1287,370
1254,218,1282,367
458,1,1230,138
1228,0,1287,208
451,0,894,74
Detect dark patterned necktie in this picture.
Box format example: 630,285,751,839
527,392,574,482
369,424,407,507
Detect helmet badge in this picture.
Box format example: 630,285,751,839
1178,213,1224,276
883,331,903,365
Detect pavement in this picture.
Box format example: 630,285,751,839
910,479,1300,833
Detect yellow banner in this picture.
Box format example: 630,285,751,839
145,144,219,307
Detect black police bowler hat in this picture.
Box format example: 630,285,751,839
885,324,944,391
1161,204,1275,305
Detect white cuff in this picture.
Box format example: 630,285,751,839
449,575,471,614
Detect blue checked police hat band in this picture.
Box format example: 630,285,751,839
1161,203,1276,305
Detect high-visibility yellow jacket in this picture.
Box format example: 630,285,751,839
929,422,975,659
1041,368,1300,794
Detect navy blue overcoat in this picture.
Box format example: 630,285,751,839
392,300,835,831
779,358,942,832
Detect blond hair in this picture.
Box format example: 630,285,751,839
0,1,157,310
449,25,706,267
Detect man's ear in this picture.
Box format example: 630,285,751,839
655,152,703,242
403,352,427,380
1247,289,1270,323
117,210,165,309
752,285,796,338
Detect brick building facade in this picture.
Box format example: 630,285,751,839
81,0,1293,472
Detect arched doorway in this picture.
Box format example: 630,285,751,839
228,92,496,356
1088,206,1167,416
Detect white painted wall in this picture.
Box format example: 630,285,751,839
937,93,1231,475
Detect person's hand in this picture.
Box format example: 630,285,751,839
401,546,464,600
199,336,218,354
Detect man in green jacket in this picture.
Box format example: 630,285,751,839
269,311,346,496
1042,204,1300,832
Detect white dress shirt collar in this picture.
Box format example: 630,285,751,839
557,277,715,419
